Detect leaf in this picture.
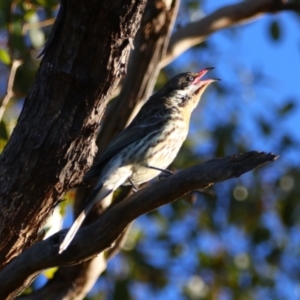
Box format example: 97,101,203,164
252,226,271,244
187,0,199,10
258,119,272,136
0,48,11,65
27,13,45,48
269,20,281,41
280,135,293,150
24,9,36,22
43,267,58,279
10,17,26,52
278,101,296,116
0,120,8,140
28,27,45,48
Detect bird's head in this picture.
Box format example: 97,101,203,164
162,67,219,110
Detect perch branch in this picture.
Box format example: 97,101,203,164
0,151,278,298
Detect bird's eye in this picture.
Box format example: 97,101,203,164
187,76,194,82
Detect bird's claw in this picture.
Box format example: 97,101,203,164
159,169,173,181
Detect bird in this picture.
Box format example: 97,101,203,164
59,67,218,253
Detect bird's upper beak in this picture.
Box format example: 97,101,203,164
192,67,219,86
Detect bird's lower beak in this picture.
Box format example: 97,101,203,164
192,67,219,86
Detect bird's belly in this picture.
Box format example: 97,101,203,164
129,123,187,185
129,166,161,185
100,155,133,190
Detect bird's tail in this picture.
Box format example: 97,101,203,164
58,186,112,254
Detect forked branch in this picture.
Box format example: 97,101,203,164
162,0,300,67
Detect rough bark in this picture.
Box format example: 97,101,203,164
100,0,179,148
30,0,180,298
0,0,146,273
0,151,278,299
17,255,107,300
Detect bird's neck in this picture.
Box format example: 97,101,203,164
180,105,194,127
170,91,201,127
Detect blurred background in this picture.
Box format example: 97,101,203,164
0,0,300,299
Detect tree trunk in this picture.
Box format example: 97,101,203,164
0,0,146,273
20,1,180,298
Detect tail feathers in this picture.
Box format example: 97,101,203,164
58,206,90,254
58,186,112,254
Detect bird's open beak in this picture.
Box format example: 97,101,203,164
192,67,219,86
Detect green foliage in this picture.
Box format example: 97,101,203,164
0,49,11,65
0,121,8,152
269,20,281,41
278,100,296,116
0,121,8,140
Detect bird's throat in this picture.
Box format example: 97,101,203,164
181,105,193,128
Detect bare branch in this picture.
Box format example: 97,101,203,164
17,254,107,300
103,0,300,103
0,151,278,298
0,59,22,122
22,18,55,35
161,0,300,67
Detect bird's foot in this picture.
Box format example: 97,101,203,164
129,178,138,192
147,165,173,181
158,170,173,181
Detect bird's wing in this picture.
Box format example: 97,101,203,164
84,111,168,180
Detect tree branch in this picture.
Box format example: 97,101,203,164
0,151,278,298
98,0,179,149
0,59,22,122
161,0,300,67
17,254,107,300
